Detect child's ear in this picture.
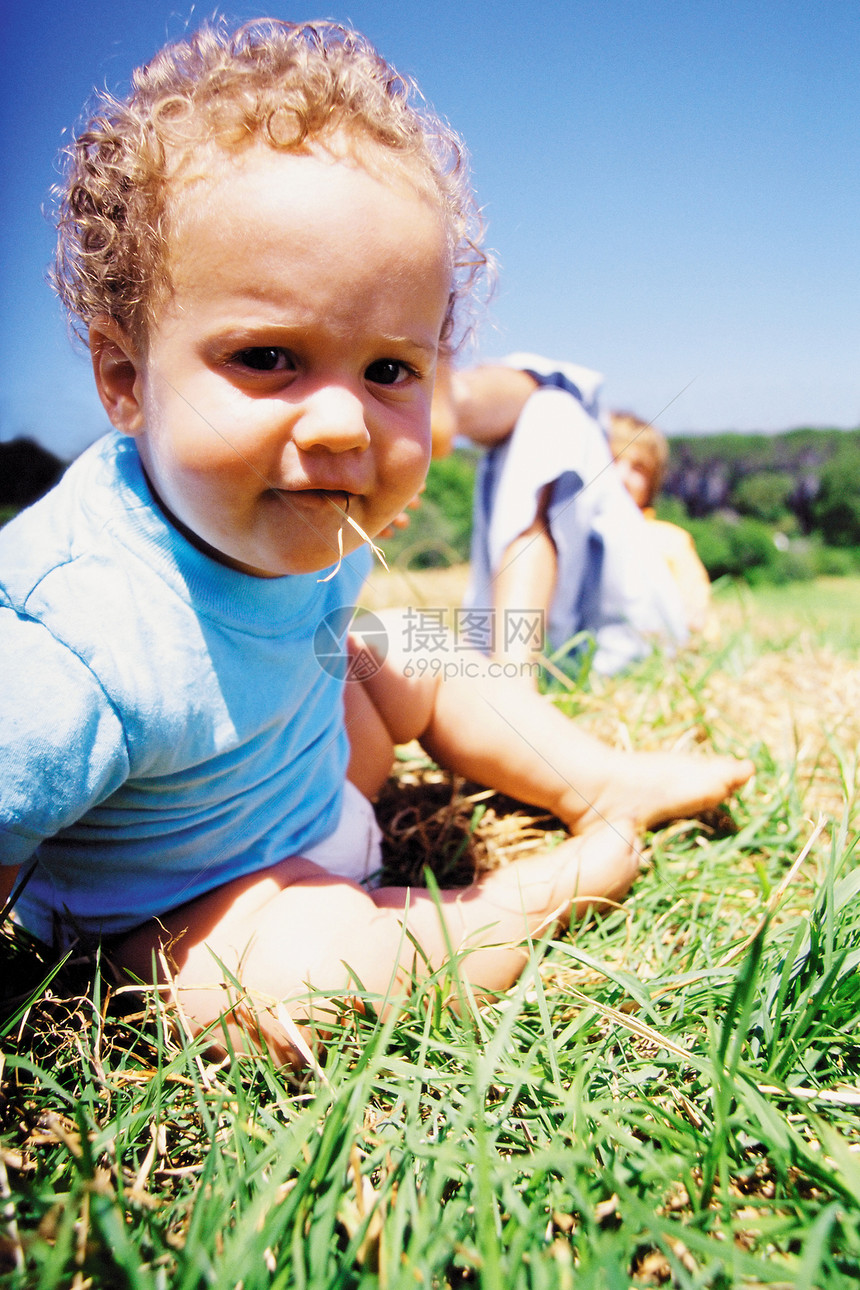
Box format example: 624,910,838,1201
89,317,145,435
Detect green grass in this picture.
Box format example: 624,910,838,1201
2,582,859,1288
714,576,860,653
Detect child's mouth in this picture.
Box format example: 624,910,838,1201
273,487,351,508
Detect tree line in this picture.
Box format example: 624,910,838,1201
658,427,860,583
664,426,860,540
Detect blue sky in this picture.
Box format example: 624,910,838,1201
1,0,858,460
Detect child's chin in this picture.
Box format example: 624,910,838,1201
217,525,371,578
275,544,364,580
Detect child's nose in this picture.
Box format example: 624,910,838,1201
292,386,371,454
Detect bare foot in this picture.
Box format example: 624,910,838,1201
469,818,639,931
556,751,755,836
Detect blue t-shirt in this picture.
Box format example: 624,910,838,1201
0,432,371,943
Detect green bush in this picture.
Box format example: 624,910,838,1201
682,516,734,579
680,517,860,587
380,449,478,568
421,450,478,553
730,517,780,574
762,542,860,585
681,514,777,582
764,542,818,585
732,471,794,523
380,495,466,569
814,543,860,576
811,445,860,546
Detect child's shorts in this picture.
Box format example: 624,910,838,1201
302,781,384,887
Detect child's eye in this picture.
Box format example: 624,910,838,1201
233,348,293,372
365,359,414,387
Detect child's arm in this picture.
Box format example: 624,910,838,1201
1,607,131,861
431,365,539,448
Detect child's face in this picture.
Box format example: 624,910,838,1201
612,447,654,511
94,141,451,576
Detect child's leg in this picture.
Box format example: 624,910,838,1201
355,639,754,835
112,819,636,1067
490,484,557,678
112,641,751,1066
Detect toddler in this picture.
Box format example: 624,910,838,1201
0,20,751,1066
608,413,711,634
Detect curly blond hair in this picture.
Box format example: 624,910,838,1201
52,18,487,350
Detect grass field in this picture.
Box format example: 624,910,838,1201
1,577,858,1288
715,577,860,653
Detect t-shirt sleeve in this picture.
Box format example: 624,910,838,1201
0,606,129,863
